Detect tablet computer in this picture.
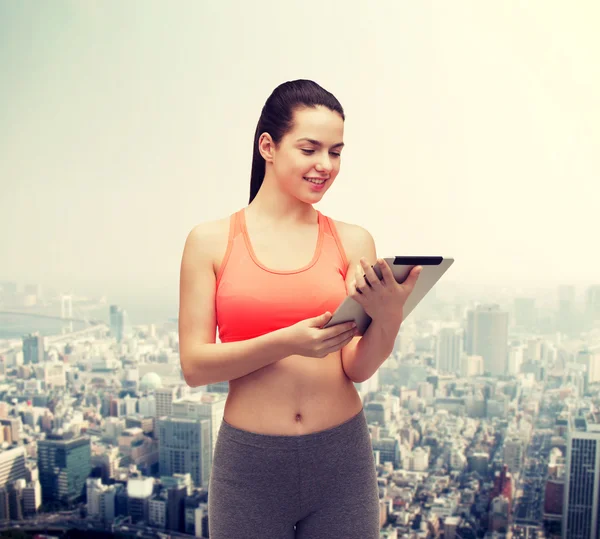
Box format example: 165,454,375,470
323,256,454,335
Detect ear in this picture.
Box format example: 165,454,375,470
258,133,276,163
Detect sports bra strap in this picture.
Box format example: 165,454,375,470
324,215,349,271
215,211,243,285
232,210,244,238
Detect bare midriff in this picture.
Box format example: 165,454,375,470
212,212,363,436
223,351,363,435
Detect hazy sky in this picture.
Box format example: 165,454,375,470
1,1,598,308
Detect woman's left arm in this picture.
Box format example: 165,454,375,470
337,224,421,384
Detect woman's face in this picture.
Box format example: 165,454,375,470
268,105,345,204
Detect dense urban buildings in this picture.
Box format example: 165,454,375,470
0,280,599,537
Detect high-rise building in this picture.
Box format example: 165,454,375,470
158,417,211,489
490,464,513,510
155,386,180,419
109,305,126,342
371,438,401,469
0,447,27,489
21,480,42,516
37,433,92,504
171,392,226,459
127,476,154,524
167,485,187,532
34,362,67,389
469,305,509,376
507,345,524,376
503,438,524,474
22,333,45,365
86,477,117,524
436,327,464,374
0,418,22,444
563,417,600,538
576,349,600,388
139,394,156,417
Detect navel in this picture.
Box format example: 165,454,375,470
295,413,303,423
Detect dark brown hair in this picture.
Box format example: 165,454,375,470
249,80,345,203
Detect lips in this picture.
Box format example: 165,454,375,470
304,177,328,191
303,177,328,184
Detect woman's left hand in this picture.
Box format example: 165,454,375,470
350,257,422,326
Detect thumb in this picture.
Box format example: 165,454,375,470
404,266,422,288
310,311,332,326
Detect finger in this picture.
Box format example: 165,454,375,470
350,282,366,303
309,311,332,327
354,264,369,294
325,326,357,347
377,258,396,286
321,321,356,340
402,265,423,291
360,258,382,289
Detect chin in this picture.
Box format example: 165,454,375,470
299,190,327,205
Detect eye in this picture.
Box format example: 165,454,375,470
301,149,341,157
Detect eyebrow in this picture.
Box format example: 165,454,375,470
296,138,345,149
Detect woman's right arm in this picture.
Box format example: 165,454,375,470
178,222,358,388
178,222,291,387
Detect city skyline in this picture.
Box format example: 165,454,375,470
1,2,600,538
0,277,598,537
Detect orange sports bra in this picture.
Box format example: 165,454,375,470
215,208,349,343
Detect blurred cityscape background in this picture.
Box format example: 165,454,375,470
2,1,599,538
0,278,599,538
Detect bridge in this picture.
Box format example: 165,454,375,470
0,310,103,324
0,323,109,354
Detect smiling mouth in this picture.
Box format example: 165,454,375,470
303,177,328,184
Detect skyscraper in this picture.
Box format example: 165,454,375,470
469,305,509,376
37,433,92,504
158,417,211,489
563,417,600,539
170,392,226,458
22,333,45,365
0,447,27,489
155,386,179,419
109,305,126,342
435,327,464,374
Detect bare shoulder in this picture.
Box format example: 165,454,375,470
179,215,233,361
182,215,232,269
330,218,377,262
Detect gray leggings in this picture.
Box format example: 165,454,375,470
208,407,380,539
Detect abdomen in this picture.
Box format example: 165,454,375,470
223,351,363,435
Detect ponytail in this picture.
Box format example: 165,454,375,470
248,80,345,204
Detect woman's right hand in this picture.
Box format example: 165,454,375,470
283,312,358,358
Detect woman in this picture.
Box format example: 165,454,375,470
178,79,421,539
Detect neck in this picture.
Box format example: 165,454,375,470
248,170,317,224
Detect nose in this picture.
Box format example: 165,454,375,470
316,153,333,173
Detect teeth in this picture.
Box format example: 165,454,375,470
304,178,325,184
